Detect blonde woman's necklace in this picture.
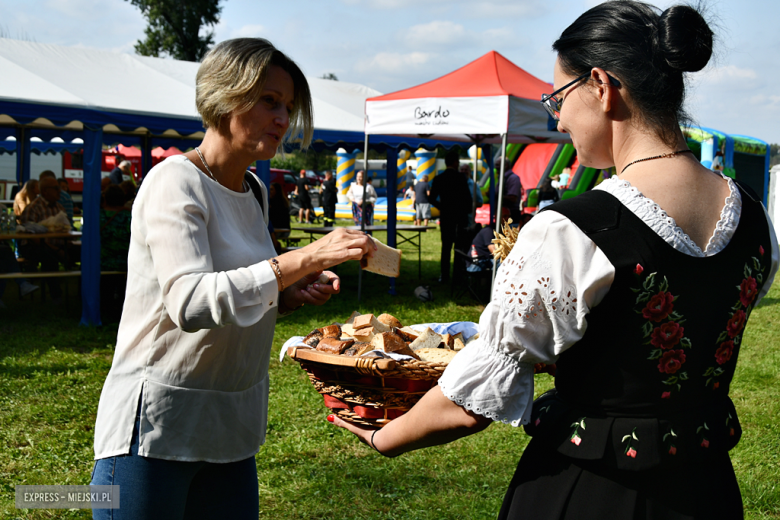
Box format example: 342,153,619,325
195,147,248,193
621,149,692,174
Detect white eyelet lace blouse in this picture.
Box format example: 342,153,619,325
438,175,779,427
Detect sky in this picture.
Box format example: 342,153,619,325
1,0,779,144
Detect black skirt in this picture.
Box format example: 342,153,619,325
497,436,743,520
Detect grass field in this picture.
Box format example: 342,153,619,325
0,222,778,519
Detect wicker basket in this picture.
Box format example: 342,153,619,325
287,346,450,428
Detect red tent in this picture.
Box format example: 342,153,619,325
365,50,568,144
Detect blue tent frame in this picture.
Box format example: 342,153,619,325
0,98,466,324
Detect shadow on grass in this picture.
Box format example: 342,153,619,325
756,296,779,309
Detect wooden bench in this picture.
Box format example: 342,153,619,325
0,270,127,302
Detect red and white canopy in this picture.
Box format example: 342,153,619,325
364,51,568,143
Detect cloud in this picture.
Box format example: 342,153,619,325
401,21,520,50
706,65,758,83
340,0,447,7
355,51,436,75
232,24,266,38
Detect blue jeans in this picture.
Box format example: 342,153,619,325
90,415,259,520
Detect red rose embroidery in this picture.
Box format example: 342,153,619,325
726,310,746,338
626,448,637,458
713,382,720,389
668,446,677,455
729,428,735,437
701,439,710,448
759,245,764,256
535,418,541,427
634,264,644,275
661,391,671,399
715,341,734,365
642,291,675,322
739,277,758,308
650,321,685,349
571,435,581,446
658,349,686,374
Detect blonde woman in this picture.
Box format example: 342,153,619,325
13,179,39,220
91,38,375,520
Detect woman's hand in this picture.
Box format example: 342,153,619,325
282,270,340,308
327,414,377,449
300,228,375,272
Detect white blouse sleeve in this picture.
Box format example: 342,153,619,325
137,165,279,332
757,204,779,304
438,211,615,426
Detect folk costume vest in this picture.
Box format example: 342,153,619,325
526,184,772,471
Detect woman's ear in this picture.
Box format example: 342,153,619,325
591,67,614,114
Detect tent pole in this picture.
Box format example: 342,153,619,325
358,133,369,307
471,138,479,217
492,132,508,286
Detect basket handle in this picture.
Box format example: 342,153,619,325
287,346,397,370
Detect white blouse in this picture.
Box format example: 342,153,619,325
93,155,281,463
346,182,377,205
438,175,779,427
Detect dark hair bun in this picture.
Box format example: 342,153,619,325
658,5,713,72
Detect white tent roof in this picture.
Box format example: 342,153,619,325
0,38,380,135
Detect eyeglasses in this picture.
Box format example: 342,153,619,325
541,72,621,122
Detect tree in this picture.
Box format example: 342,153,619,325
126,0,223,62
320,73,338,81
770,143,779,168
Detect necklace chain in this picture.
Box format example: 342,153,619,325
621,149,692,174
195,147,248,193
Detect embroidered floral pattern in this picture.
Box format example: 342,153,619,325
569,417,586,446
632,268,692,398
663,427,678,455
696,422,710,448
622,428,639,458
704,245,767,390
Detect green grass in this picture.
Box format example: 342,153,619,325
0,223,778,519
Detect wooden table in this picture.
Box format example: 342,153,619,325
291,225,437,278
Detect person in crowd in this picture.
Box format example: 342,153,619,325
460,163,484,229
536,175,560,211
295,169,313,223
109,159,132,185
268,182,291,241
90,38,375,520
0,239,39,308
332,3,779,519
39,171,74,226
428,149,472,283
320,170,337,227
465,224,494,273
13,179,39,220
99,184,132,322
412,174,430,226
19,176,70,302
347,169,377,227
501,157,524,224
118,180,137,209
711,150,724,171
403,183,414,201
558,166,572,189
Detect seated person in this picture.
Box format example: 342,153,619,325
537,176,560,211
0,241,39,308
467,226,495,273
268,182,291,239
19,177,69,302
13,179,39,221
40,170,73,226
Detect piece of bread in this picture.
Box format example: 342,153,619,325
394,327,418,343
351,327,376,343
416,348,457,364
398,326,420,341
378,313,402,330
360,237,402,278
316,337,354,355
345,311,361,325
370,332,407,354
441,333,455,350
319,324,342,339
453,336,466,351
352,314,375,330
409,327,443,351
303,329,322,348
354,342,374,356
